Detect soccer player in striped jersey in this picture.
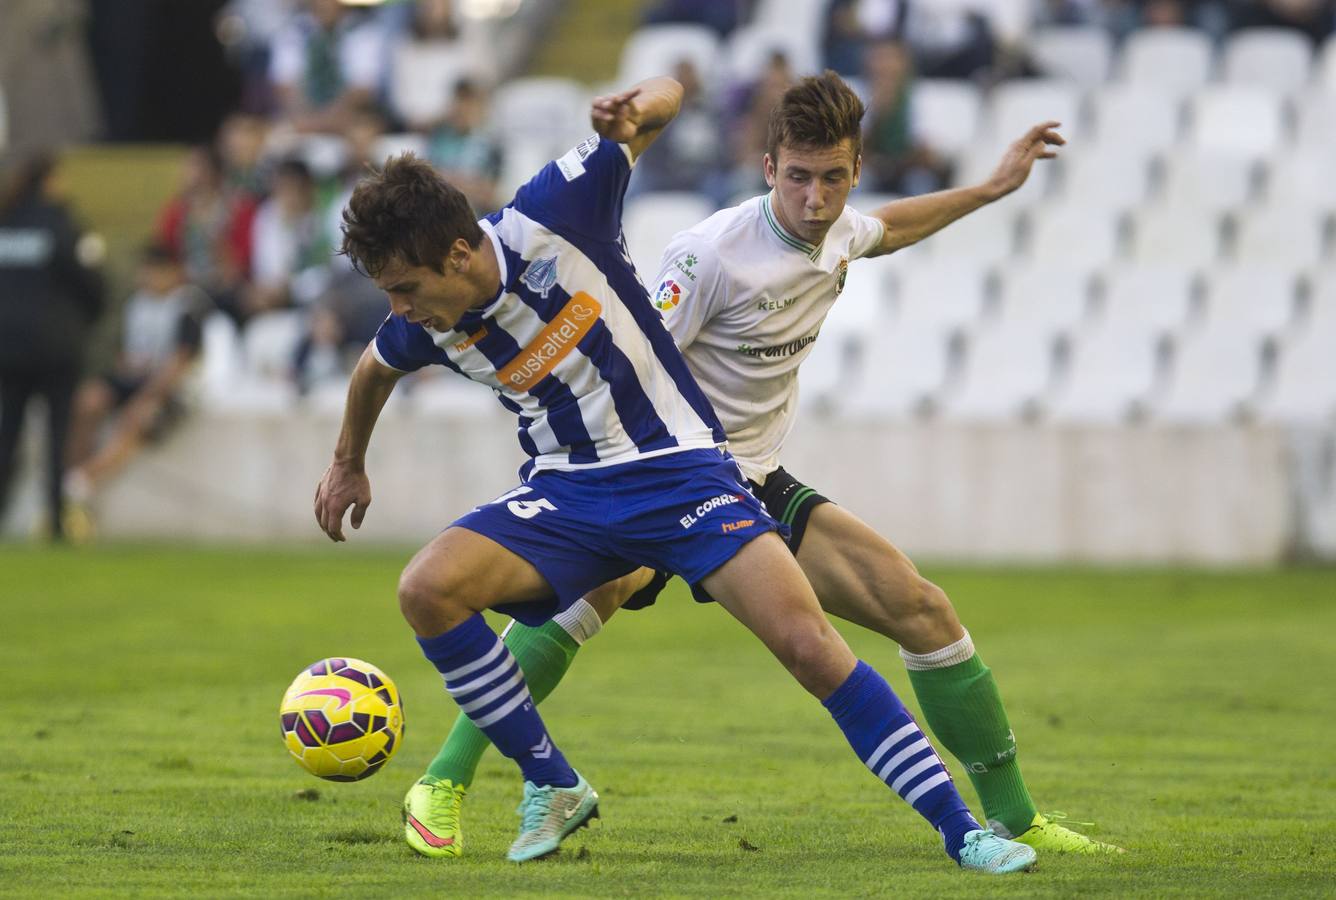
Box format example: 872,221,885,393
425,72,1122,856
316,74,1035,871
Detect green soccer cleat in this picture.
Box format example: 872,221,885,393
506,772,599,862
403,777,467,858
1009,813,1125,854
958,829,1038,873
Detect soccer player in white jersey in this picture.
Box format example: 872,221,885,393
315,75,1036,870
421,72,1122,856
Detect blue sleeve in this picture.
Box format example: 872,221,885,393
509,135,632,244
373,314,442,372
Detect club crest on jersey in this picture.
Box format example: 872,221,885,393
654,278,685,311
836,256,849,294
522,255,558,298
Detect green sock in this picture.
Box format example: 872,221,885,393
425,619,580,787
906,652,1038,837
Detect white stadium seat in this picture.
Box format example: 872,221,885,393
1189,86,1286,160
1152,326,1265,424
797,330,858,412
724,23,821,82
1199,264,1299,339
1098,264,1198,336
1089,85,1182,156
1025,203,1123,267
1308,267,1336,334
912,79,983,158
1265,147,1336,213
1045,323,1162,423
372,133,429,166
938,324,1058,422
1159,151,1258,212
622,192,716,280
617,25,721,88
490,77,589,152
890,262,990,335
1031,26,1115,86
1222,28,1313,94
822,255,895,342
1294,89,1336,149
954,142,1054,211
994,262,1094,338
389,44,475,126
840,328,955,420
1058,146,1155,213
1118,26,1215,95
1232,205,1329,268
915,204,1019,267
1318,33,1336,93
984,79,1084,144
1129,206,1224,267
1255,321,1336,423
751,0,827,36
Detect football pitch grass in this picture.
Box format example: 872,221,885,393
2,545,1333,898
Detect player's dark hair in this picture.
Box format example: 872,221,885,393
339,153,483,278
766,70,865,162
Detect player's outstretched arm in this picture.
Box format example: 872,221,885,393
314,344,405,542
865,121,1065,257
590,76,683,162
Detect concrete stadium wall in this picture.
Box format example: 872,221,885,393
7,409,1325,564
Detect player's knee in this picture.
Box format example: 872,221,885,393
899,576,963,651
396,561,465,632
777,620,848,693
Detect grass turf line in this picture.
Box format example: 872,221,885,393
1,545,1333,897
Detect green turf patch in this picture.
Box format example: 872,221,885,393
2,545,1333,896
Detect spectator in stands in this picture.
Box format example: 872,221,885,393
269,0,386,134
247,157,330,316
217,111,272,201
64,242,210,530
823,0,908,75
1228,0,1336,43
641,0,745,36
0,149,104,542
862,40,950,195
628,59,728,204
387,0,494,130
293,265,388,394
726,50,794,200
156,144,256,327
426,79,505,215
902,1,1000,80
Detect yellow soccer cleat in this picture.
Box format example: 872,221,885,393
1011,813,1124,854
403,777,467,858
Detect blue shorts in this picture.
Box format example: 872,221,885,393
451,448,783,626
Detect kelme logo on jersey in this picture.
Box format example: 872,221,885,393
654,278,685,311
836,256,849,294
497,291,602,392
672,253,698,281
679,492,742,529
521,255,558,298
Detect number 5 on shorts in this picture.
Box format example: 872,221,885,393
507,497,557,519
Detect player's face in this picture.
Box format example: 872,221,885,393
374,247,484,332
764,139,861,245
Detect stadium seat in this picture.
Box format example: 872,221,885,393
994,262,1094,338
1025,203,1123,267
912,79,983,158
1058,146,1155,213
1222,28,1314,94
372,133,429,166
824,255,896,341
198,313,244,408
1152,325,1265,423
724,23,821,82
1231,205,1329,267
984,80,1084,145
1129,206,1224,267
1031,26,1115,86
1189,86,1286,160
937,323,1059,422
1254,325,1336,423
389,44,476,126
490,77,589,152
953,143,1054,211
1294,89,1336,149
751,0,827,36
889,262,990,335
1159,151,1259,213
622,192,716,279
617,25,721,88
1264,147,1336,214
839,326,955,420
1318,32,1336,93
1118,26,1215,96
1199,263,1299,339
1308,266,1336,333
1089,84,1182,156
295,134,348,178
1045,322,1162,423
914,204,1019,267
1098,264,1199,336
242,309,305,380
796,330,858,413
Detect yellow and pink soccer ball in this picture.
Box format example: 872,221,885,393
278,657,404,782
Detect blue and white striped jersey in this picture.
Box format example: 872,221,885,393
372,135,726,474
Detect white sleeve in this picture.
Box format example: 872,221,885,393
847,207,887,261
650,232,725,351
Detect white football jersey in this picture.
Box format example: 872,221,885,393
650,193,884,483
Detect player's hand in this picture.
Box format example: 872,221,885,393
590,87,643,144
314,459,371,542
985,121,1065,200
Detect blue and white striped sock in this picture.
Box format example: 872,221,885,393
823,661,980,861
417,614,577,787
